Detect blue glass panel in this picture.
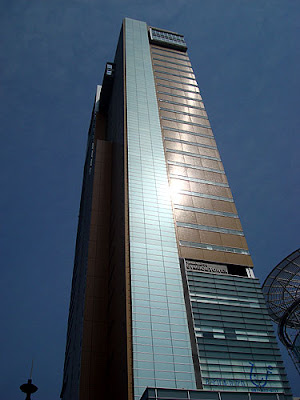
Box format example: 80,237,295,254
125,18,195,392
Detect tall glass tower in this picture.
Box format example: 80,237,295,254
60,18,292,400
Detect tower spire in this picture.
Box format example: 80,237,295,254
20,361,38,400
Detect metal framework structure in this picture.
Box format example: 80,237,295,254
263,249,300,374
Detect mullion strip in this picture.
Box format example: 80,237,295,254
176,222,244,236
153,63,193,74
158,99,205,111
162,126,213,139
151,50,189,62
173,204,238,219
157,91,202,102
152,56,192,68
167,160,224,175
160,107,208,119
154,69,195,81
169,174,229,188
156,76,198,88
151,44,189,58
166,148,219,161
180,241,249,255
164,137,216,150
162,116,210,129
179,190,234,203
157,83,199,94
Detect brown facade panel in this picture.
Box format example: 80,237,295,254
189,196,214,210
177,226,200,242
150,40,254,272
174,208,198,224
220,234,246,249
151,44,189,58
156,73,198,86
152,59,193,72
158,93,204,107
154,66,195,80
188,182,231,198
184,156,222,170
168,164,188,176
169,177,191,191
162,123,211,137
214,215,242,230
157,81,199,93
210,199,238,213
152,55,192,68
194,213,218,227
160,105,207,118
225,252,254,267
187,169,227,184
180,246,230,264
172,193,194,206
79,140,112,400
165,151,185,163
200,249,231,264
199,231,223,246
179,246,204,260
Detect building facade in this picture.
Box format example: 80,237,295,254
61,18,292,400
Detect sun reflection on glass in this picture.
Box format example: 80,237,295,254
169,179,183,204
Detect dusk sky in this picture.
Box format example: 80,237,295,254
1,1,299,399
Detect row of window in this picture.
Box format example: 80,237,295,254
163,126,213,139
192,313,271,326
191,295,266,308
168,160,224,174
177,221,243,236
187,274,259,284
142,389,291,400
153,59,192,72
189,289,265,300
191,297,266,310
180,240,249,255
198,350,283,362
191,292,260,304
197,333,270,343
151,45,189,60
158,98,205,110
156,75,198,88
150,30,187,47
179,189,234,202
151,49,189,62
186,271,255,283
132,343,193,356
154,62,194,74
154,68,196,81
187,283,261,293
160,108,207,121
157,83,199,95
162,116,210,129
157,90,202,102
152,56,191,68
174,204,237,218
166,149,220,162
191,298,258,310
169,173,228,187
194,325,273,336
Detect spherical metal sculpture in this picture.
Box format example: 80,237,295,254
263,248,300,373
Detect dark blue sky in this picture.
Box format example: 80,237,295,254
1,1,299,398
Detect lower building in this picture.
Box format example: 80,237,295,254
61,18,292,400
263,249,300,375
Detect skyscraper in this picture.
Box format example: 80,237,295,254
61,18,292,400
